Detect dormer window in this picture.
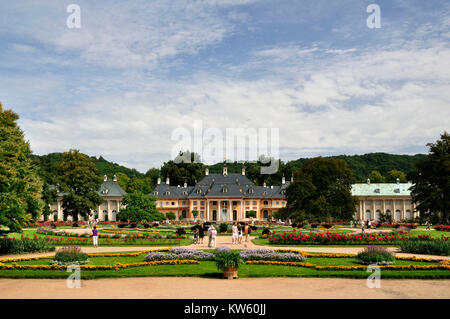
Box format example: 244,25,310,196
197,189,202,194
165,191,170,195
183,191,188,195
101,189,109,195
222,187,228,193
374,188,380,193
394,188,400,193
249,188,254,194
263,191,267,195
154,191,158,195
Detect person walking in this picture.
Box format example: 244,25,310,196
199,223,205,244
92,226,99,248
232,223,238,245
368,220,372,229
426,220,431,230
209,226,217,248
361,220,365,233
244,223,250,243
193,228,199,244
350,220,353,228
238,223,243,244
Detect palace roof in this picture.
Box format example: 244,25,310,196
351,182,413,197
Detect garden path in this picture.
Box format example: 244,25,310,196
0,277,449,299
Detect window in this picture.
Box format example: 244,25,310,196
213,201,217,205
385,200,392,205
222,201,228,207
200,201,204,205
165,202,169,206
263,201,268,205
375,200,381,205
246,201,250,205
171,202,175,206
276,201,279,206
197,189,202,194
365,200,372,205
253,201,257,205
159,202,163,207
154,191,158,195
182,201,187,206
193,201,197,206
395,200,402,206
232,201,237,206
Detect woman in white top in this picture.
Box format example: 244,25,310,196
232,223,238,244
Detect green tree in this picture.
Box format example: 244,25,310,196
57,149,103,221
166,212,176,221
284,157,357,223
386,169,407,183
368,170,386,183
191,210,199,219
0,103,43,231
160,151,205,186
116,191,165,222
410,132,450,224
247,210,256,218
41,182,58,221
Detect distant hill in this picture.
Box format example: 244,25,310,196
31,153,144,184
32,152,426,186
289,153,426,182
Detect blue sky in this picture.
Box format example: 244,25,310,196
0,0,449,172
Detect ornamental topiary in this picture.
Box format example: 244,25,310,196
215,250,243,271
51,246,89,265
355,246,395,265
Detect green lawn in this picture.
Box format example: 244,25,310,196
1,251,448,279
5,229,193,246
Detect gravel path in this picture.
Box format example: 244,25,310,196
0,277,449,299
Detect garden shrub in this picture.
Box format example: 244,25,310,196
262,228,270,236
0,237,55,254
176,228,186,236
322,224,333,229
355,246,395,265
219,223,229,233
118,223,127,228
130,222,137,228
72,223,79,228
400,240,450,256
215,250,242,271
51,246,89,265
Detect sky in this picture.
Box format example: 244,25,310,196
0,0,449,173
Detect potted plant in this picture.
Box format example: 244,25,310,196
215,250,242,279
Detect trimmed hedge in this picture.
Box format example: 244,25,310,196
0,237,55,255
400,240,450,256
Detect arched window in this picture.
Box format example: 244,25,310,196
395,210,401,221
103,210,108,222
365,210,371,220
406,210,411,220
375,210,381,222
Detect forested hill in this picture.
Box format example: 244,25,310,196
289,153,426,182
31,153,144,184
31,152,426,186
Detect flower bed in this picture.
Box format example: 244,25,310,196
239,248,306,262
268,231,435,245
435,225,450,231
145,247,214,261
372,223,418,229
399,239,450,256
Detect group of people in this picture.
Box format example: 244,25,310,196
350,220,372,233
192,222,252,247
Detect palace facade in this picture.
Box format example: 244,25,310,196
46,175,126,222
45,167,419,223
152,166,289,222
352,179,418,222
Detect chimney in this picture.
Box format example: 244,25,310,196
396,178,400,184
103,175,107,182
242,167,246,176
263,182,266,187
184,181,187,188
113,175,117,182
205,167,209,176
157,177,161,185
166,177,170,185
367,178,371,185
223,165,228,176
282,176,286,184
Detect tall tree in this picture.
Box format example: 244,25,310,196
0,103,43,231
41,182,58,221
410,132,450,224
368,170,386,183
386,169,407,183
160,151,205,186
57,149,103,221
116,191,165,222
284,157,357,222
